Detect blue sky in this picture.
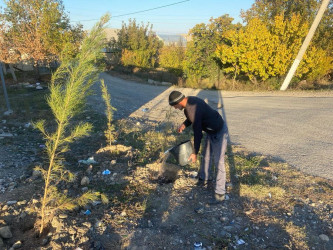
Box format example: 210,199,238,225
0,0,255,34
63,0,255,34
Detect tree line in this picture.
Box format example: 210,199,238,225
109,0,332,89
1,0,332,89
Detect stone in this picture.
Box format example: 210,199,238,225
58,214,68,219
77,227,89,235
194,207,204,214
78,236,89,244
42,238,49,246
94,220,103,228
7,200,17,205
0,226,13,238
220,216,229,222
32,170,42,178
223,226,236,233
92,201,101,206
86,165,93,174
81,176,90,186
19,212,27,219
32,199,39,204
17,200,27,206
68,227,76,235
0,132,13,137
51,217,64,231
319,234,329,242
82,222,92,228
11,241,22,249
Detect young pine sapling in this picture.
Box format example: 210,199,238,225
34,14,110,234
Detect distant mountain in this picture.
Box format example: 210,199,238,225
157,34,187,46
100,28,189,46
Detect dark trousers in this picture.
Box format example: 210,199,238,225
199,123,228,195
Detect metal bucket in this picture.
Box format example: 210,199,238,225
169,140,193,166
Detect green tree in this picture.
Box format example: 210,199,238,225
159,43,185,75
115,19,162,68
34,14,109,234
0,0,84,66
183,15,240,84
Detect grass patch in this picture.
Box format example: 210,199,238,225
284,221,308,249
240,184,286,201
0,86,50,121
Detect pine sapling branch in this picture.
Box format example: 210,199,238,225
100,79,116,147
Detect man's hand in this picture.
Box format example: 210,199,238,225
177,123,186,133
188,153,197,163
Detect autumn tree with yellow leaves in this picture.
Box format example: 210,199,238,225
0,0,84,68
215,13,332,86
159,43,185,76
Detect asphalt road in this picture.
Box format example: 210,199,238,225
89,73,333,180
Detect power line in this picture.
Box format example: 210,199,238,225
112,0,190,18
71,0,190,23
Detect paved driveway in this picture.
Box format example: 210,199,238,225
89,73,333,180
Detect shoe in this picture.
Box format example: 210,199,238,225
196,179,207,186
196,178,212,187
208,193,225,205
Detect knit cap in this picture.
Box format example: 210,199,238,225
169,91,185,106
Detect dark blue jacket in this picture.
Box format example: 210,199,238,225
183,96,224,154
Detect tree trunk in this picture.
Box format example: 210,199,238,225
1,63,7,74
9,64,17,82
34,61,41,81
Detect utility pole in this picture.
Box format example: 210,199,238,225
280,0,330,91
0,62,12,115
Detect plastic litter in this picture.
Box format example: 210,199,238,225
78,157,97,165
0,132,13,137
102,169,111,175
142,108,149,112
92,201,102,206
194,242,203,249
84,210,91,215
237,239,245,245
4,110,13,116
168,140,194,166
